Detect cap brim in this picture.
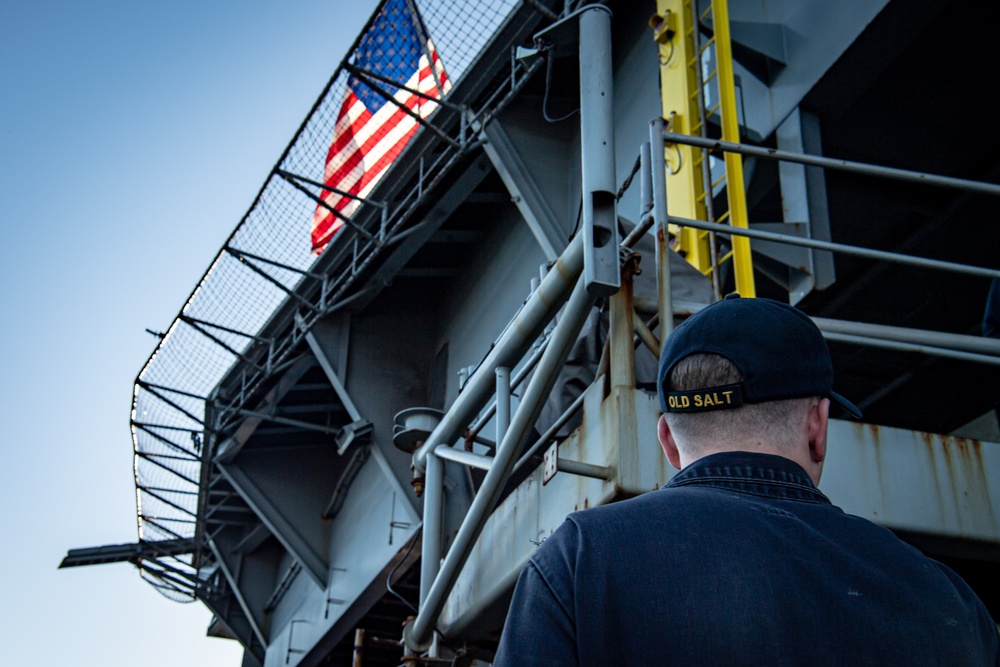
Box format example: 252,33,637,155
830,391,862,419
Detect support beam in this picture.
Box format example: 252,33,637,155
482,120,566,260
208,538,267,651
235,408,336,435
217,462,329,587
201,586,266,665
305,329,363,423
232,523,272,555
215,354,316,461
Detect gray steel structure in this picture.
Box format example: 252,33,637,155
63,0,1000,665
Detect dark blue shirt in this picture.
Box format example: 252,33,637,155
494,451,999,666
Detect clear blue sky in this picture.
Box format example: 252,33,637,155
0,1,375,663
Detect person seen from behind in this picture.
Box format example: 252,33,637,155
494,294,999,666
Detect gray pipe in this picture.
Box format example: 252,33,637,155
822,332,1000,367
403,276,599,651
580,6,620,297
411,234,584,475
467,343,548,441
813,317,1000,357
496,367,511,445
419,452,444,604
649,118,674,338
434,446,494,471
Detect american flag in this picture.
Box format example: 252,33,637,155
310,0,450,253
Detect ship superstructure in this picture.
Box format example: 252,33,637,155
63,1,1000,665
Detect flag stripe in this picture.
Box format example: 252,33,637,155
310,0,451,253
311,83,442,240
324,74,433,191
310,116,420,247
324,62,440,167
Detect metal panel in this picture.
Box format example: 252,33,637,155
263,448,421,666
822,421,1000,545
772,107,821,304
483,120,567,260
339,281,440,496
725,0,892,140
218,460,330,587
436,212,550,411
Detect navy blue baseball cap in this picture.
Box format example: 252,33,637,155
658,294,861,418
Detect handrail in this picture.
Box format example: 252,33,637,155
660,131,1000,197
405,274,599,651
126,0,539,608
666,215,1000,281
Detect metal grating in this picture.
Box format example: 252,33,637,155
129,0,524,600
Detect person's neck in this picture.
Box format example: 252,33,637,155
684,443,821,485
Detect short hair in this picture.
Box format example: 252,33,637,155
664,353,817,453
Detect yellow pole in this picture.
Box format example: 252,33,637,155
713,0,756,297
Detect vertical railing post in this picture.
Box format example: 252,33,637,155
403,277,599,652
650,118,675,339
496,367,511,444
640,141,654,225
419,451,444,607
609,260,638,391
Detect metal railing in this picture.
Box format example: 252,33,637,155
127,0,534,601
399,118,1000,651
126,0,1000,655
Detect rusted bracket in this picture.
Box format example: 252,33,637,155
542,442,614,485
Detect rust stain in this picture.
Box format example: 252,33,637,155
937,433,961,524
848,421,886,519
867,423,889,511
924,431,996,535
918,431,948,528
969,440,993,524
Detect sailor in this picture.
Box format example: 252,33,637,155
494,294,999,666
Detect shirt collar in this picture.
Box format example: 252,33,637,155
665,450,831,504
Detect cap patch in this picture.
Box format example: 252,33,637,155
665,383,744,413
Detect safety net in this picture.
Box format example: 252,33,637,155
130,0,522,600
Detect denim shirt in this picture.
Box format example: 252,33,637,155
494,451,999,666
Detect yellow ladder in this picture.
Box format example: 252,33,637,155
652,0,756,297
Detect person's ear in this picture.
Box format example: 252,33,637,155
658,414,682,470
807,398,830,464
